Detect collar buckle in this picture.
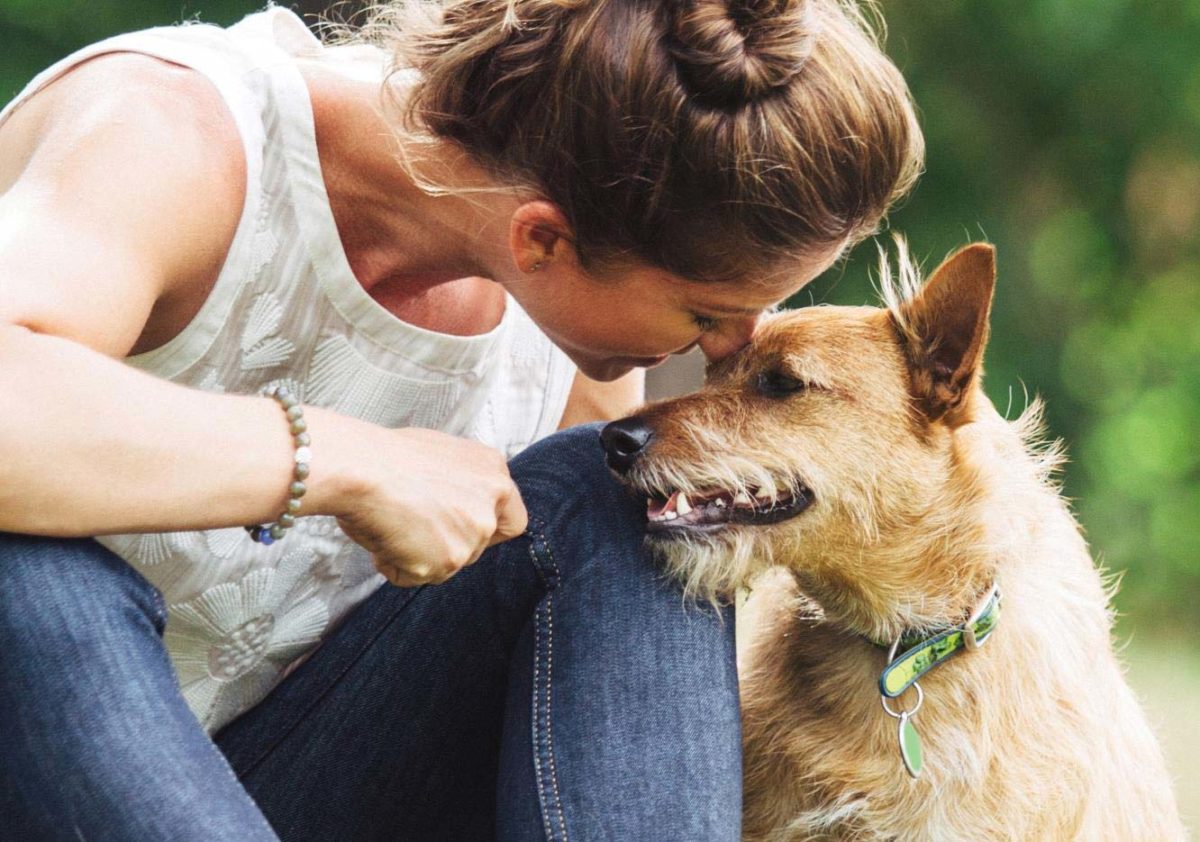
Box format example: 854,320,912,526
961,583,1001,652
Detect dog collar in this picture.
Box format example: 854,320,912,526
872,583,1001,779
877,583,1002,698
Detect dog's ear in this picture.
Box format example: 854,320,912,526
895,243,996,425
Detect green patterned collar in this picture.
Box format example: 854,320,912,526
876,583,1002,699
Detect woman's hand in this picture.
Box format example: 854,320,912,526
306,411,528,588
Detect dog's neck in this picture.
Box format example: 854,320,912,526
788,529,1000,647
744,425,1105,793
870,579,1000,650
787,405,1058,645
769,399,1105,741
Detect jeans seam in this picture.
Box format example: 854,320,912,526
528,525,568,842
100,541,167,633
524,517,559,588
152,587,169,633
198,735,280,839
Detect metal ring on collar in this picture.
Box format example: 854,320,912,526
880,681,924,719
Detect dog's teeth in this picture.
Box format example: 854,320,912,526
664,511,678,520
733,490,753,506
676,494,692,516
714,498,727,508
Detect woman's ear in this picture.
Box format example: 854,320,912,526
895,243,996,425
510,201,576,273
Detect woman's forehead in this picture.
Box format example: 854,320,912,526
689,285,789,314
676,238,844,289
673,247,845,310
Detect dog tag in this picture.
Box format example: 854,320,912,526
898,712,923,778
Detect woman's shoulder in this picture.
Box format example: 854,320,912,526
2,52,243,190
0,52,246,356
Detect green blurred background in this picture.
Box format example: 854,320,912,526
2,0,1196,825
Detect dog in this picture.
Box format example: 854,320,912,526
600,240,1185,840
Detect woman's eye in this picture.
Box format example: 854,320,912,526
756,369,807,397
692,314,720,333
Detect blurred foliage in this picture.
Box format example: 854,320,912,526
824,0,1200,636
1,1,1197,632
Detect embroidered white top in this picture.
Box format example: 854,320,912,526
0,7,576,734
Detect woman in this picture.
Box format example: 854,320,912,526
0,0,922,838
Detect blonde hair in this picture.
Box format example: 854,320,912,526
342,0,924,281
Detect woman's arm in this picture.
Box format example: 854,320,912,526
0,53,287,534
0,55,524,585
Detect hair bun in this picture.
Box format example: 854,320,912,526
666,0,815,109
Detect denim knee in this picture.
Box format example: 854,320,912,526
510,423,649,582
511,423,632,513
0,532,167,657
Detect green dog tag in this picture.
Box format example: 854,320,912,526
899,713,923,778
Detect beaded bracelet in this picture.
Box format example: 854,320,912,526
245,386,311,545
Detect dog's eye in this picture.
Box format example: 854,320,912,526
757,369,807,397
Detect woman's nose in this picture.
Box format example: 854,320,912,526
697,315,760,362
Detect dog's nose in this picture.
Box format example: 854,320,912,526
600,417,654,473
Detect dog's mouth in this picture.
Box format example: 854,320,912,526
643,485,814,536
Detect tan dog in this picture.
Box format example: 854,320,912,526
600,241,1184,840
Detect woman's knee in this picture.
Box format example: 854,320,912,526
511,422,609,485
509,424,671,597
511,423,638,518
0,532,166,654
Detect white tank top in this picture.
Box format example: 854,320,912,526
0,7,576,734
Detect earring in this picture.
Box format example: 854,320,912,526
531,260,545,272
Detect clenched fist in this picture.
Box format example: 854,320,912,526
304,412,527,587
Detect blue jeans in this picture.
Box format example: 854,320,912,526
0,425,742,840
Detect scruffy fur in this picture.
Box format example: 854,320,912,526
615,241,1185,840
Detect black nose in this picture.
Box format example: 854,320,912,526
600,417,654,474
